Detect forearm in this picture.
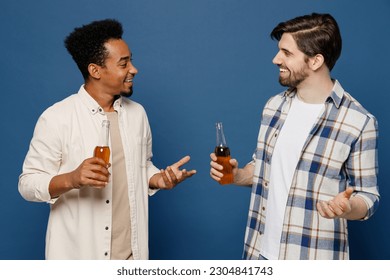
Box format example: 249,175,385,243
233,164,254,186
49,173,76,198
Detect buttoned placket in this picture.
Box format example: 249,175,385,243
116,102,139,259
105,98,128,259
258,95,291,235
91,104,113,259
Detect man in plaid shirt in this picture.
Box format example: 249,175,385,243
210,13,379,260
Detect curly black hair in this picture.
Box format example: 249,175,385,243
64,19,123,80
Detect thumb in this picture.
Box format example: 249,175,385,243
229,158,238,168
344,187,354,199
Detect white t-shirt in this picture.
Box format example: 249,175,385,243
260,96,324,260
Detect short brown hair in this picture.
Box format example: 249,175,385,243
271,13,342,71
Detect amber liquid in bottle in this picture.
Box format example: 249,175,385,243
215,146,233,185
94,120,110,165
94,146,110,164
215,122,234,185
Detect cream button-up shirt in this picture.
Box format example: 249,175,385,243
19,85,160,259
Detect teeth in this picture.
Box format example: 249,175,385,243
280,68,288,72
125,79,133,82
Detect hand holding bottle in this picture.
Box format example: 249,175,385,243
213,122,234,185
210,151,239,185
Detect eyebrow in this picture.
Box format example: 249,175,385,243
281,47,293,55
118,56,130,63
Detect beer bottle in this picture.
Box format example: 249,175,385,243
214,122,234,185
94,120,110,164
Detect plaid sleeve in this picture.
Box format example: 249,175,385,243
346,114,379,219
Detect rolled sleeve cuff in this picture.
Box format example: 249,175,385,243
353,192,379,220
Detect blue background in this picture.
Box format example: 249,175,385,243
1,0,389,260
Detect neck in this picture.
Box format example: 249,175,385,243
296,74,334,104
84,83,116,112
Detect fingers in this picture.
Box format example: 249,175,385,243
166,166,179,185
317,201,344,219
210,156,223,182
210,159,223,170
85,169,110,188
160,168,173,189
185,169,197,176
210,153,217,161
210,164,223,180
89,157,111,168
76,157,111,188
317,201,336,218
317,200,350,219
317,201,326,217
328,200,345,216
171,155,191,168
160,165,197,189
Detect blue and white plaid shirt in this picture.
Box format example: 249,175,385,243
243,80,379,260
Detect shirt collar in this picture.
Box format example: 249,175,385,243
328,79,344,108
78,85,123,115
282,79,344,108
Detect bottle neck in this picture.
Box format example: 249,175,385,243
99,120,110,147
216,122,227,147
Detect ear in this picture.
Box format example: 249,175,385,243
88,63,101,79
309,54,325,71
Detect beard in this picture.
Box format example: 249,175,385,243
278,66,309,88
120,86,133,98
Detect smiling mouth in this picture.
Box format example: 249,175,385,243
125,78,133,83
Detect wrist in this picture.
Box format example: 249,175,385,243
149,173,161,189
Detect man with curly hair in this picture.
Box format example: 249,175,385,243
19,19,196,260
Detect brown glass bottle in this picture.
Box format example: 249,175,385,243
215,122,234,185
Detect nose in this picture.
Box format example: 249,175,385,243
128,63,138,75
272,51,282,65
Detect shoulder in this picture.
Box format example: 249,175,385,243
342,92,375,116
39,93,79,121
263,90,287,110
333,80,377,125
340,91,377,128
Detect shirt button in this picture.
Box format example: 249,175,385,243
262,207,266,211
105,226,109,230
274,133,278,137
264,182,268,187
106,200,110,204
104,252,108,256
